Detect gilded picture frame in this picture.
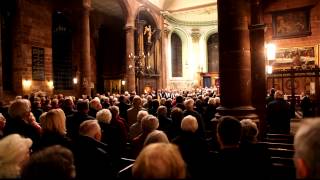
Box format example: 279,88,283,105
272,7,311,39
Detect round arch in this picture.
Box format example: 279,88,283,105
133,6,159,29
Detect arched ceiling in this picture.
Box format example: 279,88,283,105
91,0,124,18
90,0,217,23
148,0,216,11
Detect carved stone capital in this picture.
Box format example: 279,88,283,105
191,29,201,43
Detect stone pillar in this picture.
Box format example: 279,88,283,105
191,28,201,86
79,0,91,97
249,0,267,137
136,20,146,65
125,25,136,93
216,0,257,119
161,25,170,89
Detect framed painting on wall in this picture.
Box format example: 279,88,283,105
272,46,318,69
272,7,311,39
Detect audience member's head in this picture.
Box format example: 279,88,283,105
40,108,67,135
141,115,159,133
157,106,167,117
0,134,32,178
76,100,89,113
0,113,6,131
132,143,186,179
217,116,241,149
89,97,102,111
79,120,101,141
109,105,120,118
294,118,320,179
21,145,75,180
144,130,169,146
240,119,259,144
8,99,31,121
184,98,194,111
181,115,198,133
132,96,142,108
137,110,148,124
96,109,112,124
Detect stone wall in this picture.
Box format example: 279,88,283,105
11,0,52,96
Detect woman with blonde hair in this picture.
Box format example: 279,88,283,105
35,109,72,151
132,143,186,179
0,134,33,178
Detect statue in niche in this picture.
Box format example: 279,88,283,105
144,25,154,44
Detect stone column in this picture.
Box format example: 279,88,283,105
79,0,91,96
161,25,170,89
191,28,201,86
216,0,257,119
125,25,136,93
249,0,267,137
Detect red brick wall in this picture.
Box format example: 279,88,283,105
11,0,52,96
264,0,320,48
263,0,320,95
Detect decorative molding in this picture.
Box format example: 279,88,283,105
191,28,201,42
161,11,217,26
169,2,217,13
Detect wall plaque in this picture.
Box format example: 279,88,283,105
32,47,45,81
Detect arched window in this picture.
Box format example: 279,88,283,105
171,33,182,77
207,33,219,72
52,11,73,90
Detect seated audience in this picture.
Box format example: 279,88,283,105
156,105,173,139
127,96,144,127
0,113,6,139
183,98,205,138
266,90,291,134
72,120,114,179
132,143,186,179
239,119,272,180
294,118,320,179
132,115,159,158
128,110,148,140
34,109,72,151
4,99,41,144
0,134,33,178
66,99,95,140
213,116,269,179
172,115,209,179
144,130,169,146
21,145,76,180
88,97,102,118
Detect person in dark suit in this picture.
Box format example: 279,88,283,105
72,120,115,180
266,90,292,134
172,115,209,179
66,99,95,140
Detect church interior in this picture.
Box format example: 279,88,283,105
0,0,320,179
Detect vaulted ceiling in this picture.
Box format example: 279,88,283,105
90,0,216,22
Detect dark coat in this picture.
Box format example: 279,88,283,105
172,131,209,179
66,112,95,140
266,98,291,134
72,135,115,180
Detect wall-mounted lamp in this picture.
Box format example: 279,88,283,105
47,80,54,89
73,77,78,84
266,43,276,61
121,80,126,86
266,65,273,74
22,79,32,90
